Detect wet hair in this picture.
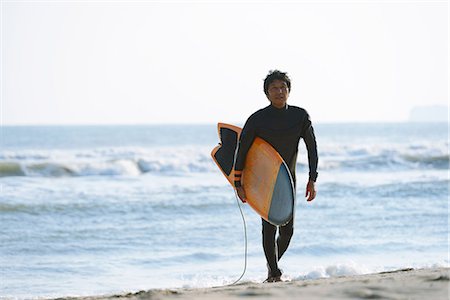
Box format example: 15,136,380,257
263,70,291,96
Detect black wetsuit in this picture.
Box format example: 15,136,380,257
234,104,318,278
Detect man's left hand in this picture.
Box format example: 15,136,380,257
305,180,316,202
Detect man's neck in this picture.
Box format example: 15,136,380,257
270,103,288,109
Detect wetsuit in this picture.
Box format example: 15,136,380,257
234,104,318,278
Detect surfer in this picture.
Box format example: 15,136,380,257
234,70,318,283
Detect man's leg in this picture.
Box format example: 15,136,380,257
262,218,282,278
277,217,294,260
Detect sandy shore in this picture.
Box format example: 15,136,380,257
59,268,449,300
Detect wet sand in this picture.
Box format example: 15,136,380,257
57,267,449,300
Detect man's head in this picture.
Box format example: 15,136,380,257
263,70,291,108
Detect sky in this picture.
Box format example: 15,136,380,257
2,0,448,125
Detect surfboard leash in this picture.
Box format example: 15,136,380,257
213,132,247,287
227,189,248,286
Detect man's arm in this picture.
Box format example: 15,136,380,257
303,125,318,182
234,117,257,202
301,113,318,201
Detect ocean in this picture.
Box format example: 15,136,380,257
0,123,448,299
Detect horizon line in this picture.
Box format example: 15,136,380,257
1,120,448,127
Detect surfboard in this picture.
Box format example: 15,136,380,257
211,123,295,226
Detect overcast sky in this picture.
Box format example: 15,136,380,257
2,1,448,125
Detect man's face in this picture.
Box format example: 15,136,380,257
267,79,290,108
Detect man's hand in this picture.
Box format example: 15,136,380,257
305,180,316,202
236,186,247,203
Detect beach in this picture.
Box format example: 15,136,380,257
58,268,449,300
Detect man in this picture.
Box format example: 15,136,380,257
234,70,318,282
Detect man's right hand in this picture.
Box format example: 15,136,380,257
236,186,247,203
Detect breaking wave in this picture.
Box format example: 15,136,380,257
0,147,215,177
317,142,449,171
0,142,447,178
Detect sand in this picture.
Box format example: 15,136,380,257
58,268,449,300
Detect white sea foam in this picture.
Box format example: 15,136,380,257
303,263,367,279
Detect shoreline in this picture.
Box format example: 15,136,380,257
55,267,449,300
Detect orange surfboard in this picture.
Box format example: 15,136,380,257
211,123,295,226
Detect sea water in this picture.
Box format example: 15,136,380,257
0,123,448,299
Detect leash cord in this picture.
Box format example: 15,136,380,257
227,189,248,286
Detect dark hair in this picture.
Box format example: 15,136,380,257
263,70,291,95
